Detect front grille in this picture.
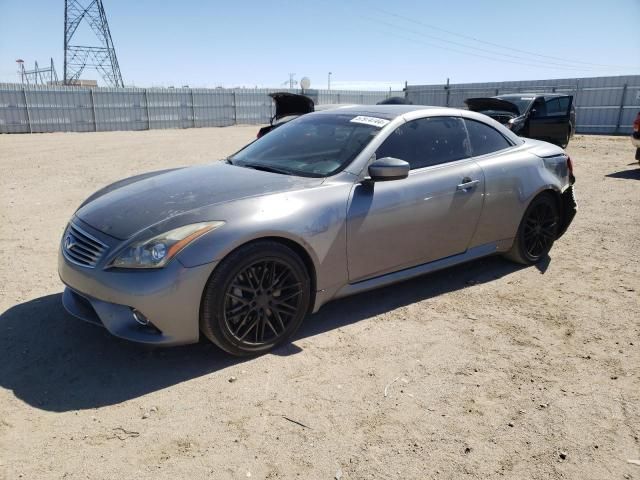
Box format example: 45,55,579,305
62,223,108,268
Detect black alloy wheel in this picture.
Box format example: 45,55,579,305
201,241,310,356
223,259,303,345
522,202,557,259
505,193,559,265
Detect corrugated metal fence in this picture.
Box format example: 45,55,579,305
406,75,640,135
4,76,638,134
0,84,402,134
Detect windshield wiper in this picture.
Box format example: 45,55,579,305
239,163,294,175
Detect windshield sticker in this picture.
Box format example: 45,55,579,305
350,116,390,128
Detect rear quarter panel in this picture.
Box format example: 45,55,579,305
470,140,568,248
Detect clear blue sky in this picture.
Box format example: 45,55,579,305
1,0,638,89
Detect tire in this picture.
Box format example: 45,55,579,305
200,241,311,356
505,192,560,265
559,127,571,149
635,147,640,163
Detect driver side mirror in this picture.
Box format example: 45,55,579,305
367,157,410,181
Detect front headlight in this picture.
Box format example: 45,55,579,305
110,221,224,269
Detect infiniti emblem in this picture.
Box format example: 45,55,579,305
64,234,77,251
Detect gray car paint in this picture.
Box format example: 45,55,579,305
59,105,573,346
76,163,323,240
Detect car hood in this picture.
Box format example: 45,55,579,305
464,97,521,115
75,162,322,239
269,92,314,123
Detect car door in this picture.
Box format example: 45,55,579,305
346,116,485,282
528,96,573,144
462,118,525,246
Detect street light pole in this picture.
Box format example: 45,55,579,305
328,72,332,91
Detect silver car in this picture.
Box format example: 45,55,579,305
59,105,577,356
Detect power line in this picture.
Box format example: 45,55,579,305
361,18,613,73
373,7,636,70
362,15,612,71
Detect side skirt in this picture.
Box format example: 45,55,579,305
333,241,508,301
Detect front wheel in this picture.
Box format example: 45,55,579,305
200,241,311,356
505,192,560,265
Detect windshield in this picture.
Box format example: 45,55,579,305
229,113,383,177
496,96,535,115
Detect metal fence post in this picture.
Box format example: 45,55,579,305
22,86,33,133
90,88,97,132
233,91,237,125
190,89,196,128
615,83,628,134
144,88,151,130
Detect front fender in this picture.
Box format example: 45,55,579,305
175,181,353,295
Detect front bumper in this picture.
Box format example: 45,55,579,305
58,243,217,346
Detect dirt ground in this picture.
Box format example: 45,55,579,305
0,128,638,480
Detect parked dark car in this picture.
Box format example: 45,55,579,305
256,92,354,138
256,92,314,138
377,96,413,105
465,94,575,148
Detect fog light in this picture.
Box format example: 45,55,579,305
132,309,149,326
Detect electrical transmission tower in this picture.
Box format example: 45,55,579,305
17,58,60,85
64,0,124,87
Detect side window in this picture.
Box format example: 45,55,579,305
375,116,469,170
464,119,512,156
557,96,570,114
545,97,562,116
531,98,547,118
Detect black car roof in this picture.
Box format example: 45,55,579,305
497,93,570,99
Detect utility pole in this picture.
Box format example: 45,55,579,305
328,71,332,91
288,73,296,89
445,77,450,107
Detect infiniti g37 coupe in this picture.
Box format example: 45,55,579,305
59,105,577,356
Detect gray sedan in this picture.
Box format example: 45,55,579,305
59,105,577,356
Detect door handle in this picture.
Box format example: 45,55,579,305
456,179,479,191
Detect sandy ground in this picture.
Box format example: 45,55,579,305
0,128,639,480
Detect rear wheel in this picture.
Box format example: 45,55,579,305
200,241,311,356
505,192,560,265
559,127,571,148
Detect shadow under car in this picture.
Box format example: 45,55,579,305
0,255,534,412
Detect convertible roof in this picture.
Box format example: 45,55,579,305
313,104,437,120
